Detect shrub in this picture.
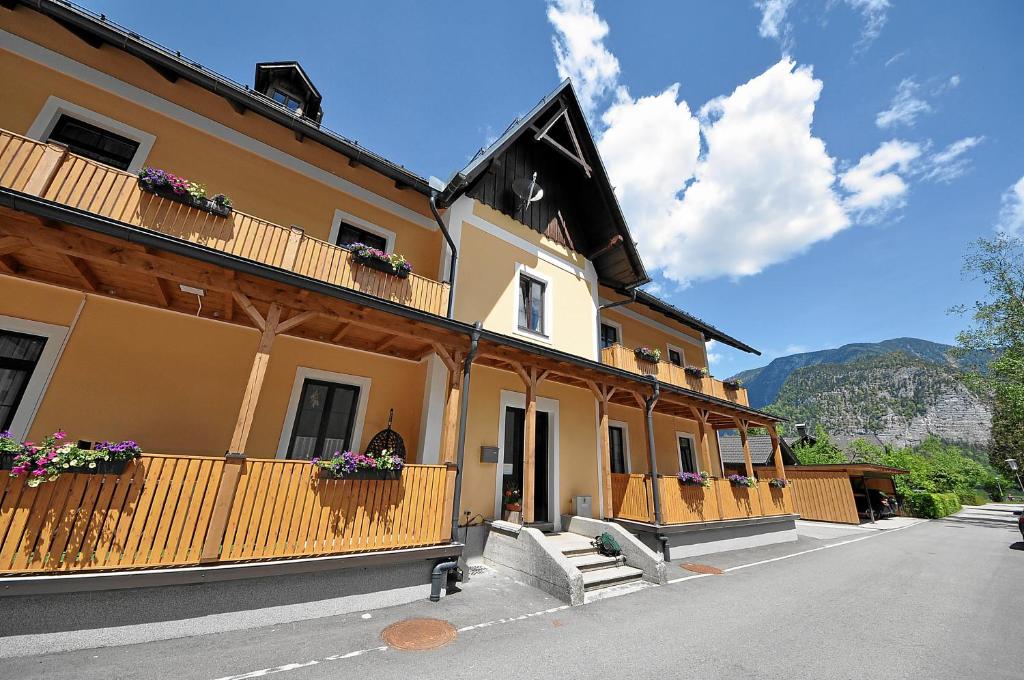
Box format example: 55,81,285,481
905,491,961,518
955,490,988,506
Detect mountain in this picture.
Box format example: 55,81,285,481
764,352,992,448
730,337,990,408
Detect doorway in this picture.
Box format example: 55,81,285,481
502,407,549,523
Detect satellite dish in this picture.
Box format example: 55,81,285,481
512,172,544,214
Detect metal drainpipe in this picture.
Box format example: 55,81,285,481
451,321,482,543
429,559,460,602
645,380,663,526
429,192,458,319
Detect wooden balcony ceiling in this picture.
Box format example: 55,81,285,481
0,205,466,362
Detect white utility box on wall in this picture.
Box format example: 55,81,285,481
572,495,592,518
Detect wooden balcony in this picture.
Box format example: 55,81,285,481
0,454,455,574
600,343,749,406
610,473,793,525
0,129,450,316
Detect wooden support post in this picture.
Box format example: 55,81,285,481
734,418,755,479
688,406,714,475
587,381,616,520
23,143,68,197
517,366,548,525
767,423,786,481
439,360,464,464
281,226,304,271
200,452,246,562
228,301,281,454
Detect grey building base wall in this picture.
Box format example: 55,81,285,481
0,557,449,658
461,523,491,562
622,515,799,561
561,514,667,584
481,521,584,605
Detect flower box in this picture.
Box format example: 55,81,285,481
634,347,661,363
504,502,522,512
677,471,711,487
727,474,757,488
353,252,411,279
318,467,402,481
0,452,17,470
683,366,706,378
69,458,134,476
722,380,742,391
768,478,788,489
139,180,232,217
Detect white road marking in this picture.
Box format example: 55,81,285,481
666,519,924,583
214,521,924,679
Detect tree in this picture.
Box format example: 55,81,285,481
792,424,847,465
953,234,1024,477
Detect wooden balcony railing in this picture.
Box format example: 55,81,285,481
610,472,793,525
0,128,450,317
0,454,454,575
600,343,749,406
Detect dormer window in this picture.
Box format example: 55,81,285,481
271,88,303,113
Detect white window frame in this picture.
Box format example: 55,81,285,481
27,96,156,174
666,342,686,367
676,431,699,474
599,317,623,350
608,419,631,474
328,209,397,253
513,263,553,344
276,367,372,459
0,315,69,440
494,389,560,530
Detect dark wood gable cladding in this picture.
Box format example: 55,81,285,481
463,90,645,288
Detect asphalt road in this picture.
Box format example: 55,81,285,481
4,506,1022,680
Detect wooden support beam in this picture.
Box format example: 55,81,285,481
227,303,281,454
62,255,100,291
439,353,465,464
0,254,20,274
232,292,265,331
153,277,172,307
431,343,457,373
331,322,352,343
688,406,715,475
0,236,29,256
276,310,317,334
374,334,401,353
518,366,548,525
733,417,755,479
223,290,234,321
596,389,613,519
767,423,786,481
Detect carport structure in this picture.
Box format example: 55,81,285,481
787,464,908,524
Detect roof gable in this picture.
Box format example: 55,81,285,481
442,80,648,289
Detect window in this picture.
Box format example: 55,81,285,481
600,323,619,349
271,88,303,112
336,222,388,252
47,115,140,171
668,348,683,366
0,330,47,432
609,425,627,474
518,274,546,335
287,379,360,460
678,435,698,474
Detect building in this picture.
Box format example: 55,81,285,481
0,1,796,605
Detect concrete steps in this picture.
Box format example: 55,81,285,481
543,532,643,593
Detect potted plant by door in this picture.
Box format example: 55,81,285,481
503,484,523,523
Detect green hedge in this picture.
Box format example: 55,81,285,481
905,492,961,518
955,490,988,506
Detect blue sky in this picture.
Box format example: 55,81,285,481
86,0,1023,375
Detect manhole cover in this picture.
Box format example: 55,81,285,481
381,618,457,651
679,562,724,575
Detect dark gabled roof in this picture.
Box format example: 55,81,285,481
20,0,431,194
612,288,760,355
718,434,798,466
438,80,649,289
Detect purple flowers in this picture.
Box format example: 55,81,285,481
93,440,142,459
138,167,233,215
727,474,757,488
312,448,404,478
8,432,142,486
677,470,711,488
348,242,413,274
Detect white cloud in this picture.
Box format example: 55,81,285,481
919,136,984,183
876,78,932,128
948,74,961,88
884,50,908,68
755,0,889,51
997,176,1024,236
547,0,620,117
706,340,723,366
599,59,849,284
840,139,921,221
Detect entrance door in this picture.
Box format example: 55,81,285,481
502,406,549,523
